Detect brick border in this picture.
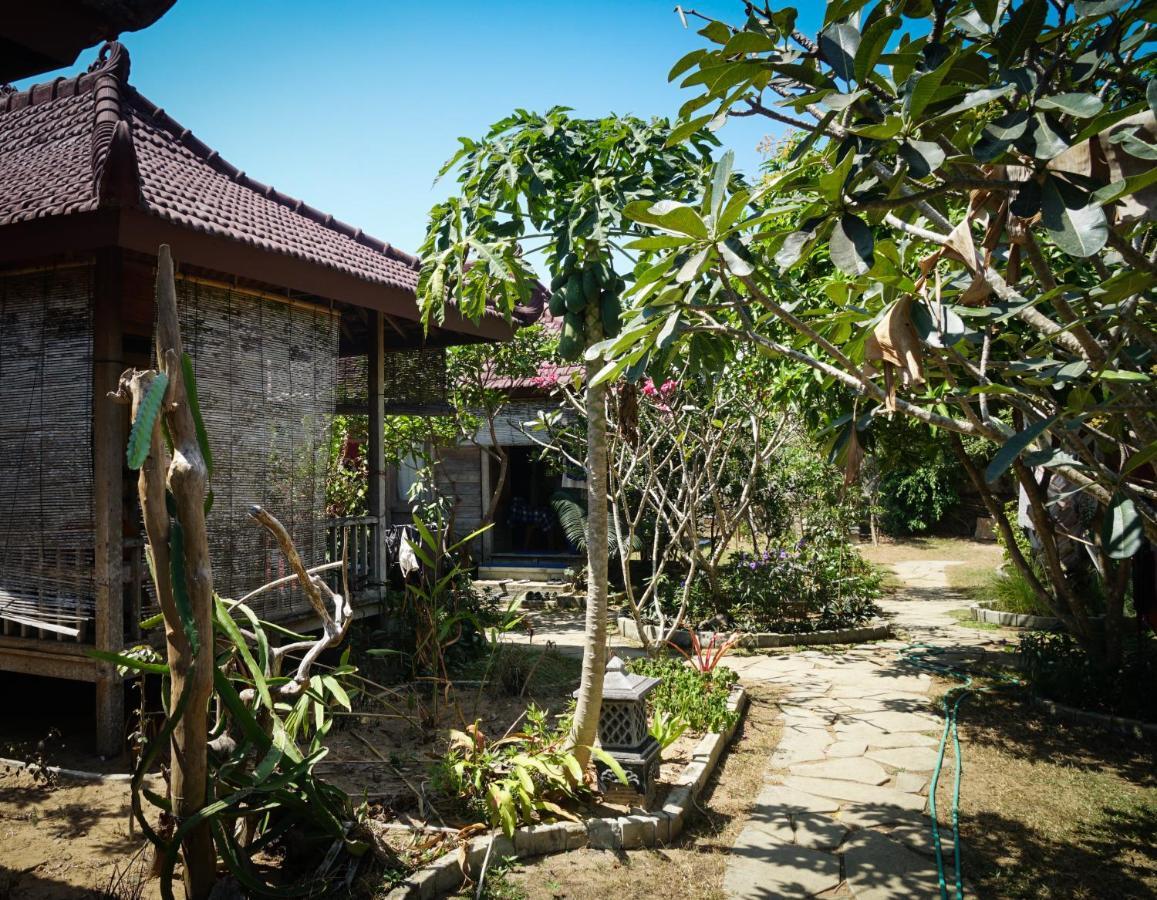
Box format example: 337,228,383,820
384,685,748,900
617,616,892,649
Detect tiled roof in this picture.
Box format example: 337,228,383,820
0,42,434,299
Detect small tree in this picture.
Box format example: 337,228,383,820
529,360,788,648
417,109,713,766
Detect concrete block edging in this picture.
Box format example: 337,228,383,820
385,685,749,900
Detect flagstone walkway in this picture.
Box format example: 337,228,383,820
721,559,1009,899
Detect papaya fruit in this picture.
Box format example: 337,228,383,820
582,266,600,304
558,310,585,360
550,271,568,293
600,292,622,338
549,288,566,317
565,275,585,314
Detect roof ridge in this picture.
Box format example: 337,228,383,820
90,43,141,206
0,43,112,115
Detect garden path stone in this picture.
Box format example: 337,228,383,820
724,555,1004,897
725,831,843,899
867,747,940,771
893,772,929,794
842,829,942,899
782,776,925,810
826,740,868,758
789,757,891,786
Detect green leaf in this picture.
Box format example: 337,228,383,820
900,139,945,177
669,48,706,82
1097,369,1151,383
851,116,904,140
855,15,899,83
623,200,709,239
590,746,629,785
214,595,270,709
180,354,213,477
1041,175,1108,257
1036,93,1104,118
87,648,169,675
666,114,712,146
819,22,860,83
906,59,954,120
718,238,754,276
723,30,775,55
126,371,169,470
829,214,874,276
1074,0,1129,17
995,0,1046,65
986,416,1057,483
776,231,813,270
1103,493,1143,559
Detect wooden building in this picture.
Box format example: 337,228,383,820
0,41,536,754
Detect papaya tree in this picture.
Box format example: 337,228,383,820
417,109,713,765
589,0,1157,668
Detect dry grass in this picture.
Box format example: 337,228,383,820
930,681,1157,899
465,682,782,900
859,536,1001,599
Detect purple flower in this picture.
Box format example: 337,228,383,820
749,561,758,570
778,550,788,559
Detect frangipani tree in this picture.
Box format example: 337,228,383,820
417,109,713,766
589,0,1157,667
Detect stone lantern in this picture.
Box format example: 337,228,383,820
583,655,662,807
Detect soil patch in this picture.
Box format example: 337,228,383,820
0,770,158,899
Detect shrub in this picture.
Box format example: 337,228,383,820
430,703,622,836
1019,631,1157,722
626,657,738,734
721,543,880,633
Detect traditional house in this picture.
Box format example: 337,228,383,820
0,41,537,753
434,313,584,580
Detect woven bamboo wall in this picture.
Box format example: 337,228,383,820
337,348,448,411
0,266,95,638
174,280,339,619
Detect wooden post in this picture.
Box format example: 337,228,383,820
367,311,388,596
93,250,124,757
480,451,493,564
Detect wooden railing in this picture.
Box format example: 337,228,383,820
325,515,380,597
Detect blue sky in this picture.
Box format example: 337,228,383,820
18,1,821,255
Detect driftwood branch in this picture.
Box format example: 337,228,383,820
247,505,351,694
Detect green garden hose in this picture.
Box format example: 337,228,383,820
899,644,972,900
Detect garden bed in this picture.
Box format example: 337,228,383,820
617,615,892,649
382,683,748,900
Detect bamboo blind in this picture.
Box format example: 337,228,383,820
0,266,95,638
172,280,339,619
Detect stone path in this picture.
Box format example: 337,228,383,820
722,558,1007,899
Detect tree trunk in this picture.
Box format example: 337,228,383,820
128,246,216,899
569,305,608,770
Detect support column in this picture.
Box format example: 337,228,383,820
93,250,125,756
367,312,389,597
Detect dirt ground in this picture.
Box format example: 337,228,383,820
0,769,158,899
463,682,782,900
